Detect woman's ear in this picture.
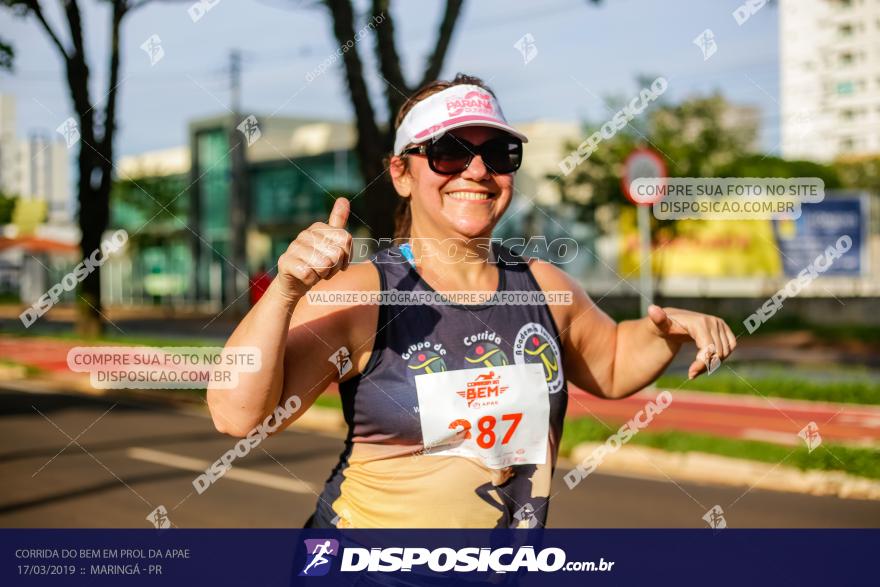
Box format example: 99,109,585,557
389,156,412,198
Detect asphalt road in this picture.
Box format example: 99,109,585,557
1,388,878,529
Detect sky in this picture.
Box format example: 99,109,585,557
0,0,780,159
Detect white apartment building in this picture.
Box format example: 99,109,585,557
0,94,71,224
780,0,880,161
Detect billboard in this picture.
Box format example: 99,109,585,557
773,194,868,276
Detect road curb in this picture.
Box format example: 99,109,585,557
568,441,880,501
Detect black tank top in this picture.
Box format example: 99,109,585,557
308,243,568,528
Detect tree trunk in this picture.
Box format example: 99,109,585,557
324,0,466,240
76,148,111,338
326,0,397,239
360,140,396,240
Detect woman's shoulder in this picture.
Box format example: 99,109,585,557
524,257,591,340
526,257,581,293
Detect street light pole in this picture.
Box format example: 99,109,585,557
227,49,250,318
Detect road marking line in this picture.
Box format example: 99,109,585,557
127,447,314,494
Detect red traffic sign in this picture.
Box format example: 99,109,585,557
622,148,668,205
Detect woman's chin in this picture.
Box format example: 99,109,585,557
444,215,496,238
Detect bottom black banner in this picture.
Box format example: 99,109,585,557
1,529,875,586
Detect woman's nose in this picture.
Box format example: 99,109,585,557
461,153,489,180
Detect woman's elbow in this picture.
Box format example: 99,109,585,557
209,412,259,438
206,394,257,438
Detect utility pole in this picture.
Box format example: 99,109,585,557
227,49,251,317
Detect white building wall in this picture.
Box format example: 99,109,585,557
780,0,880,161
0,94,72,224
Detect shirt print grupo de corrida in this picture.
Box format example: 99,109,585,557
307,243,568,529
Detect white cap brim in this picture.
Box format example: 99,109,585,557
393,84,528,155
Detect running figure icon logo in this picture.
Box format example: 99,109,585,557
299,539,339,577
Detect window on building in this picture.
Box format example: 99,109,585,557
196,129,231,235
840,52,854,65
836,81,855,94
839,23,854,37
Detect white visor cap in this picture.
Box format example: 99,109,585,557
393,84,528,156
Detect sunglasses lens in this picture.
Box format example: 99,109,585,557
428,136,471,174
482,138,522,173
425,134,523,175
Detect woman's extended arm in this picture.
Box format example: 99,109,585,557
529,259,736,400
206,198,364,436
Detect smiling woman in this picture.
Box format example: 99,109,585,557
206,72,737,530
387,74,524,239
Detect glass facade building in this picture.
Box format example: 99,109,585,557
111,116,362,308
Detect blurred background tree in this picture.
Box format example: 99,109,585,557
0,37,12,71
1,0,169,336
833,155,880,195
0,192,19,224
556,89,759,229
553,82,848,283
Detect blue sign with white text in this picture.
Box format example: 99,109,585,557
773,196,865,276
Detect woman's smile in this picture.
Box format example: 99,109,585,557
443,190,498,202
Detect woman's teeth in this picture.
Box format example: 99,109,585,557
445,191,494,201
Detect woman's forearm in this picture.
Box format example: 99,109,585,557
609,317,681,399
206,277,300,436
207,199,353,436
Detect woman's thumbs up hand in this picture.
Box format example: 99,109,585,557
276,197,353,300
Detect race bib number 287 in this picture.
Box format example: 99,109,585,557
415,363,550,469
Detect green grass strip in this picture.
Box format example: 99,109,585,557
561,416,880,481
655,370,880,405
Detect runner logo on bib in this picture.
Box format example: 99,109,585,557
513,322,563,394
456,370,508,408
415,364,549,469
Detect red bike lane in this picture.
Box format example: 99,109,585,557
2,336,878,447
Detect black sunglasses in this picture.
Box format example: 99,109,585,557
401,133,523,175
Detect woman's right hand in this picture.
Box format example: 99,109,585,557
276,197,352,300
